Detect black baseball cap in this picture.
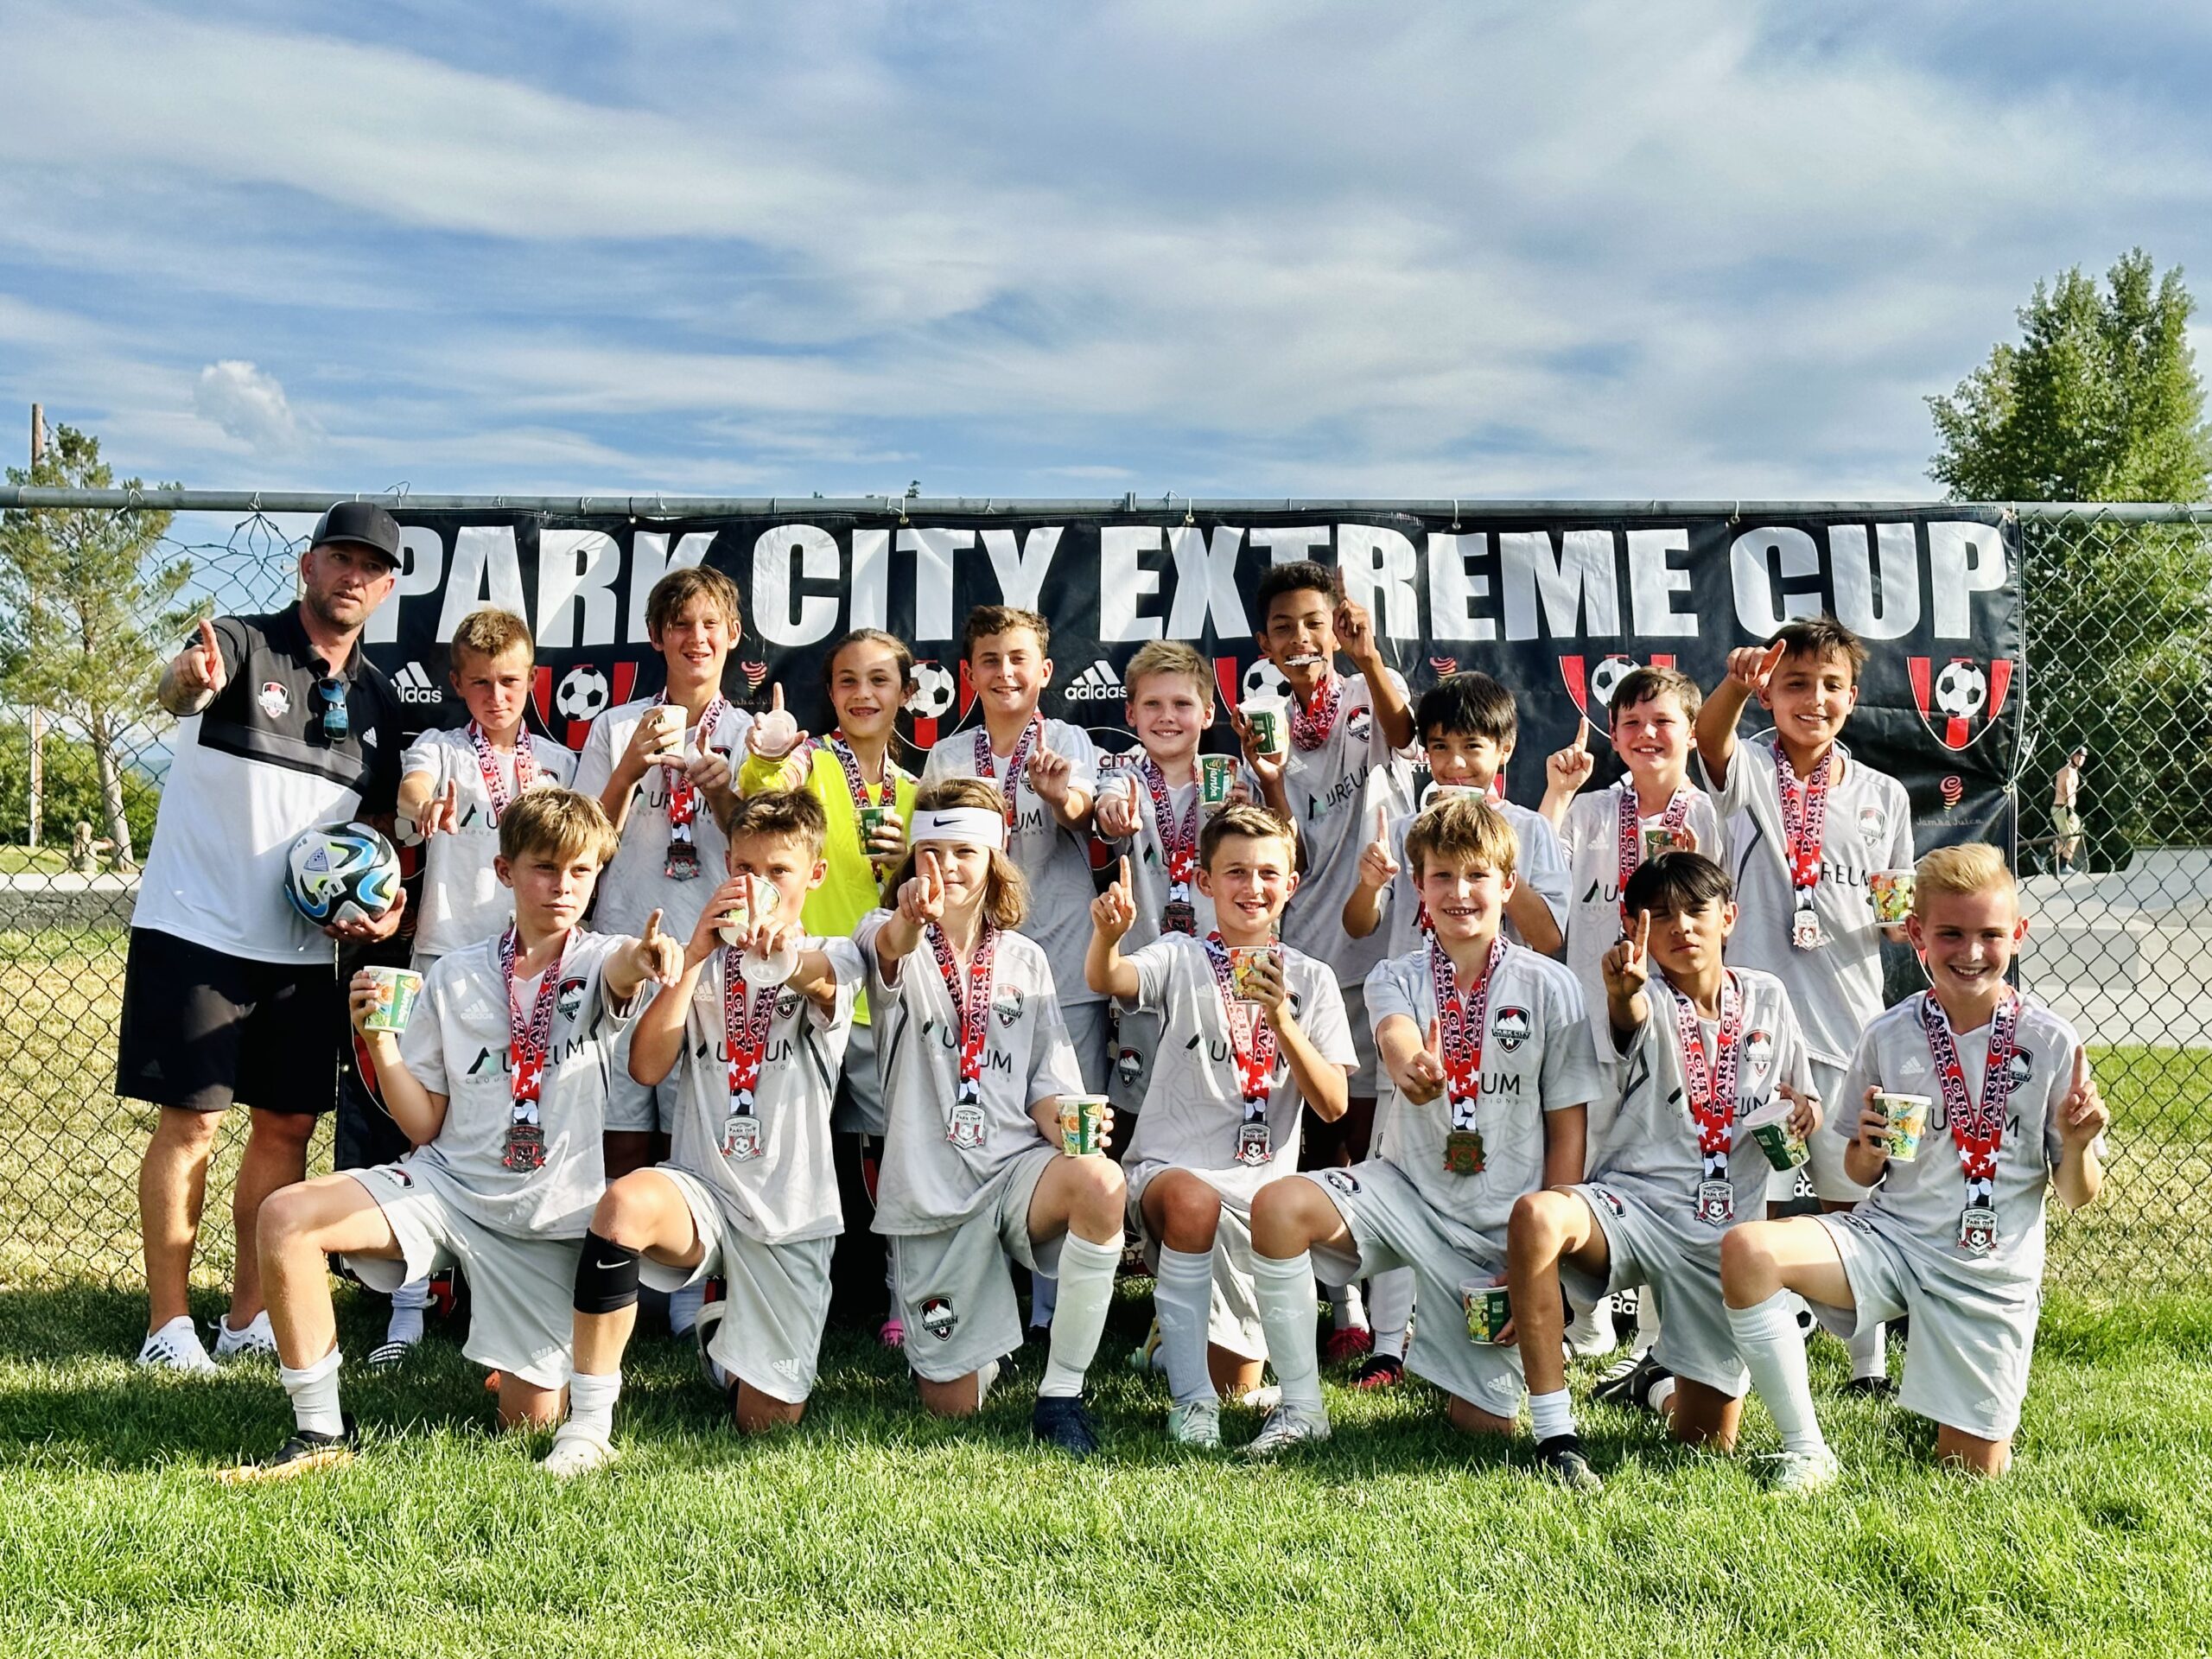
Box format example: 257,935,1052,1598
311,501,404,567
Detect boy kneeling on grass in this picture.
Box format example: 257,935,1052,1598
222,790,678,1480
1721,843,2108,1487
1505,852,1818,1461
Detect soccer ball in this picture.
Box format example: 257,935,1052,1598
907,661,957,721
1586,654,1637,710
1934,660,1987,719
282,822,402,928
1241,658,1290,703
556,665,611,724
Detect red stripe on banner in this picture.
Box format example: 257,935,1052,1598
957,659,977,718
1987,658,2013,721
531,665,553,730
1214,656,1242,711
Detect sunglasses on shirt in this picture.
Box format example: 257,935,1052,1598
314,677,350,743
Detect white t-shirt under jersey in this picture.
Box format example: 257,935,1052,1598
400,728,576,961
1370,798,1569,964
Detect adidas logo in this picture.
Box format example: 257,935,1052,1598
1063,660,1127,702
393,662,443,705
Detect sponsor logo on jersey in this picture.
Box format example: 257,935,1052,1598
1493,1007,1531,1052
920,1296,957,1340
257,681,291,720
392,662,443,705
1063,660,1127,702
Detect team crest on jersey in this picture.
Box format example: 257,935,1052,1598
1116,1045,1143,1084
993,988,1025,1027
257,681,291,720
1492,1007,1531,1052
2005,1050,2033,1091
1589,1185,1625,1217
920,1296,957,1340
556,976,586,1022
776,988,802,1021
1345,705,1375,747
1744,1028,1775,1075
1909,655,2014,752
1321,1169,1361,1196
1858,804,1886,846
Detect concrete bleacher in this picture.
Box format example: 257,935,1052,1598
2019,849,2212,1047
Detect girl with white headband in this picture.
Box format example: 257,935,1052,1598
854,776,1128,1457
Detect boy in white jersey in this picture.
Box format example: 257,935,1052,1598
542,791,861,1475
1695,613,1912,1391
1243,798,1603,1481
857,777,1127,1457
382,608,576,1364
219,790,674,1479
1087,805,1355,1447
1341,671,1570,1382
1722,844,2107,1485
1504,853,1817,1479
1234,559,1417,1364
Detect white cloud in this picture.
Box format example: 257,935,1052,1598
193,360,308,453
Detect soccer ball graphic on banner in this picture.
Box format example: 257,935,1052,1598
1586,654,1637,710
1242,658,1290,703
1933,659,1988,720
907,662,957,721
282,822,402,928
555,665,612,724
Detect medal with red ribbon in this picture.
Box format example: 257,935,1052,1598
1203,932,1277,1165
830,733,905,868
499,925,569,1173
1433,934,1504,1174
928,919,1000,1149
721,946,777,1161
664,695,728,880
1616,783,1694,927
1920,989,2018,1256
976,715,1044,829
1776,746,1832,950
1142,757,1201,935
1671,972,1744,1225
467,722,540,824
1289,672,1343,752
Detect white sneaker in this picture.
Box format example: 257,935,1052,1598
137,1316,219,1376
1764,1446,1841,1493
213,1310,277,1359
1566,1299,1618,1357
541,1427,619,1478
1244,1404,1332,1458
1166,1399,1223,1448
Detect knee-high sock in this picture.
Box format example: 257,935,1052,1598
279,1344,344,1437
566,1370,621,1441
385,1276,430,1346
1847,1319,1886,1380
1153,1247,1217,1408
1254,1252,1325,1416
1327,1279,1367,1332
1038,1235,1121,1399
669,1281,706,1336
1369,1267,1414,1360
1636,1284,1662,1347
1728,1290,1828,1458
1029,1272,1059,1329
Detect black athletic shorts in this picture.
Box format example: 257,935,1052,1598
115,927,343,1116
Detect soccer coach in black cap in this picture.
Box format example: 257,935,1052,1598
123,503,411,1373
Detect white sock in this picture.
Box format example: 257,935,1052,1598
1529,1387,1576,1442
1648,1374,1677,1412
1253,1252,1325,1416
1728,1291,1829,1458
385,1278,429,1347
1328,1280,1368,1332
1038,1235,1120,1399
1636,1287,1662,1347
1848,1319,1887,1381
566,1370,622,1441
976,1357,1001,1407
279,1344,345,1438
1152,1247,1217,1408
1368,1268,1414,1359
669,1282,705,1336
1029,1272,1059,1330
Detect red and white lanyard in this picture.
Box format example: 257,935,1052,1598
976,715,1044,828
830,733,901,820
723,948,778,1113
927,920,1000,1108
1921,989,2018,1212
1432,935,1505,1132
1616,784,1694,925
499,926,569,1170
1672,973,1744,1179
467,723,539,822
1203,933,1276,1122
1289,673,1343,752
1775,747,1831,911
1142,757,1201,932
664,696,729,842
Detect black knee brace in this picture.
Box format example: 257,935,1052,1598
573,1230,642,1314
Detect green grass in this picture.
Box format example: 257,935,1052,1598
1,1284,2209,1656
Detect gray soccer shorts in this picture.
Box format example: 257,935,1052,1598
885,1145,1062,1385
1125,1160,1280,1360
1563,1182,1744,1399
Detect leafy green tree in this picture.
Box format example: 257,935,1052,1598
0,425,189,867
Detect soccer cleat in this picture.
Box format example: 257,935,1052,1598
1032,1395,1102,1458
1321,1325,1374,1365
1533,1433,1605,1493
213,1310,278,1360
1841,1375,1895,1400
1126,1316,1166,1374
137,1317,219,1376
213,1416,358,1484
879,1318,905,1350
1566,1300,1618,1357
540,1427,620,1479
365,1339,416,1371
1244,1405,1332,1458
1764,1446,1841,1493
1351,1354,1405,1390
1166,1399,1223,1448
1592,1351,1673,1414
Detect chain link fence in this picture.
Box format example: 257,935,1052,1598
0,500,2205,1293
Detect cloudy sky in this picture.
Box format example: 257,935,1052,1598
3,1,2209,502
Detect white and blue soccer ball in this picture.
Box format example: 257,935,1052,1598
283,821,402,928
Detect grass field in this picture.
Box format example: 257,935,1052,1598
1,1282,2209,1656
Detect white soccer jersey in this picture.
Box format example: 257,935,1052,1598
395,928,634,1239
856,910,1087,1233
1838,992,2090,1293
1363,940,1603,1248
922,719,1103,1008
1370,798,1569,963
1274,670,1419,988
1699,736,1913,1067
572,696,755,944
1558,782,1731,1061
1119,933,1354,1189
400,728,577,961
1092,755,1261,954
662,942,861,1245
1595,966,1815,1253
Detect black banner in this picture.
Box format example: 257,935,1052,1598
363,507,2021,852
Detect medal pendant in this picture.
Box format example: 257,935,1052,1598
947,1100,988,1151
664,839,702,881
722,1111,763,1161
1694,1178,1735,1227
501,1122,547,1173
1236,1120,1271,1166
1442,1128,1485,1176
1958,1204,1999,1255
1161,897,1197,937
1790,908,1824,951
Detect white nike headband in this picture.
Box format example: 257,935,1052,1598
910,807,1007,852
